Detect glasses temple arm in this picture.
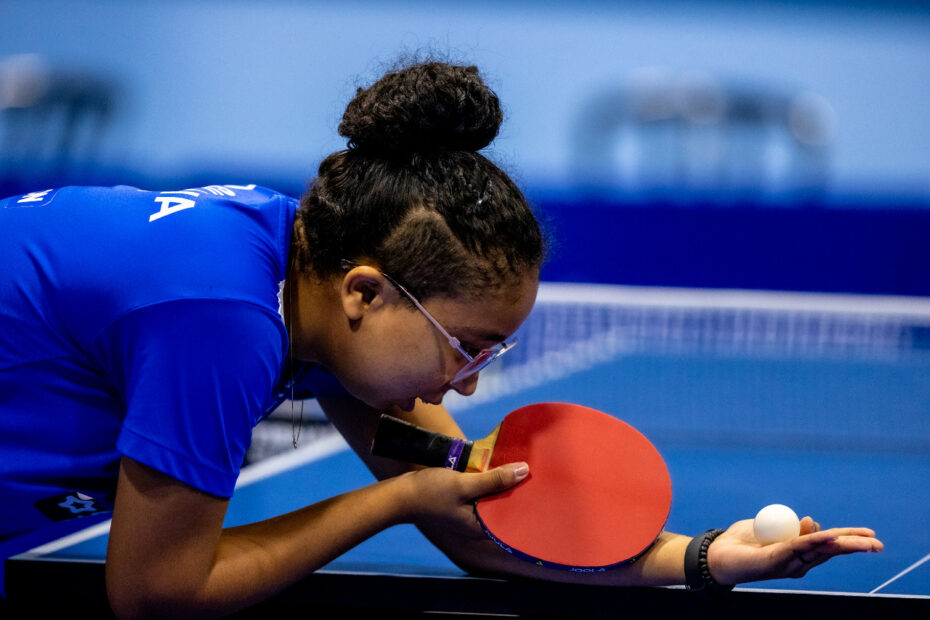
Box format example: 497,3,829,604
382,274,472,361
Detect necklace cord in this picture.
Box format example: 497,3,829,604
288,275,304,449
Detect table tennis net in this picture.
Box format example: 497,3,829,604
444,283,930,453
251,283,930,461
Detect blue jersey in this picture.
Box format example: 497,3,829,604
0,184,310,537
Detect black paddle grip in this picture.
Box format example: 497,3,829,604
371,414,473,472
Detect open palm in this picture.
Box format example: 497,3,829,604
707,516,883,586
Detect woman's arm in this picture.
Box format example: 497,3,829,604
106,456,407,618
315,394,883,588
105,455,525,618
314,393,693,585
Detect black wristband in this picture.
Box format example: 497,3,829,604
684,529,734,598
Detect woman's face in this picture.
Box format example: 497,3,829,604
332,272,539,413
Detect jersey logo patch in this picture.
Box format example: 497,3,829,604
34,491,112,522
1,189,58,208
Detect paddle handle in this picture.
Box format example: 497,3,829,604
371,414,474,472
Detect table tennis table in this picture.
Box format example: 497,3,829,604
4,285,929,617
4,432,929,618
6,421,929,616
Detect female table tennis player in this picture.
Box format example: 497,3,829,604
0,60,881,616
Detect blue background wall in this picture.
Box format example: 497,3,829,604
2,0,928,293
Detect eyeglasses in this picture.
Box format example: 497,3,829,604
341,260,517,386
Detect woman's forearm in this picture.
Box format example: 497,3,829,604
210,476,413,603
106,459,416,619
418,522,691,588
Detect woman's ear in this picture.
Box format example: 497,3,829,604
339,266,390,321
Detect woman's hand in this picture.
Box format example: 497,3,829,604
390,461,549,579
706,516,883,585
400,462,529,538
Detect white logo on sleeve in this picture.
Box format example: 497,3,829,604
148,184,257,222
1,188,58,208
18,190,53,203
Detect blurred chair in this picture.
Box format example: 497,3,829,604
0,54,118,192
572,68,836,201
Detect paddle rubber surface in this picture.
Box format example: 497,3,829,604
474,402,672,571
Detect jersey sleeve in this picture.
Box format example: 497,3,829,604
91,298,287,498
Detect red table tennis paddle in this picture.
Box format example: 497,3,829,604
371,402,672,572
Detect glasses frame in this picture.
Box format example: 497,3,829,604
340,260,517,386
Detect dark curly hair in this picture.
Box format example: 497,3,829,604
296,61,545,300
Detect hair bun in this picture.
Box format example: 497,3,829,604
339,62,502,154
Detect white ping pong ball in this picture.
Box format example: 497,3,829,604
753,504,801,545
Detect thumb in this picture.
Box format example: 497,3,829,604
800,516,821,534
468,462,529,498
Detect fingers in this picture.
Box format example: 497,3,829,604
498,462,530,487
801,526,878,545
407,463,529,531
773,528,879,579
790,527,883,558
799,516,821,534
788,537,881,575
466,462,529,499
